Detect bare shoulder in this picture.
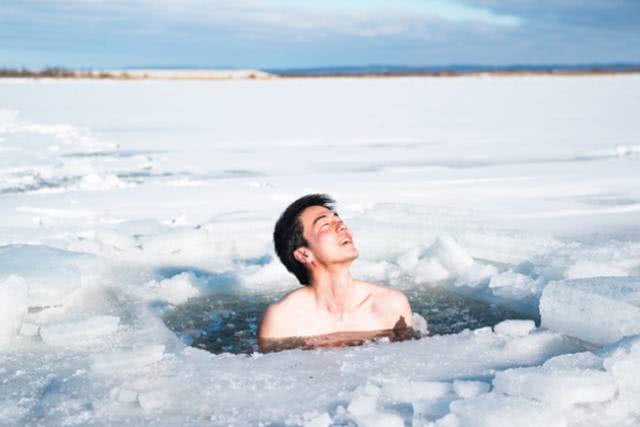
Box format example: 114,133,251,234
258,287,311,340
355,280,409,304
355,280,413,327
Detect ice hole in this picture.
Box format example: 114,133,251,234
163,285,534,355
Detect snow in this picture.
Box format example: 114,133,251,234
1,75,640,425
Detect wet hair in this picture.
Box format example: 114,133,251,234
273,194,335,285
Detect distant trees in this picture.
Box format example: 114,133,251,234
0,67,76,78
0,68,133,79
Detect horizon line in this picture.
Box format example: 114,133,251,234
2,62,640,73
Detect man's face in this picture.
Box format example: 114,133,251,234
297,205,358,266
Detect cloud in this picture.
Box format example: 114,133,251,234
2,0,522,39
1,0,638,68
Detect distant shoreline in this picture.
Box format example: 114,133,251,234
272,69,640,79
1,66,640,80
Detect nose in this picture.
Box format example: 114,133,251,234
335,218,346,232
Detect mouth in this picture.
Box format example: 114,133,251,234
340,238,352,246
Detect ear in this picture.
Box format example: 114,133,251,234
293,247,311,265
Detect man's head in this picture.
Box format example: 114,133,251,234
274,194,358,285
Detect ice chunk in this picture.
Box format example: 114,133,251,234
412,312,429,335
0,244,96,307
19,322,40,337
111,387,139,403
542,351,602,370
92,345,165,374
493,365,616,407
452,380,490,399
138,390,171,412
344,383,405,427
141,273,201,305
603,336,640,417
424,236,475,275
398,237,497,285
493,319,536,337
347,383,380,416
450,394,564,427
566,259,627,280
40,315,120,346
77,173,126,191
390,381,453,420
398,237,473,283
540,277,640,345
304,412,332,427
432,413,462,427
489,271,542,300
382,380,451,402
356,412,405,427
0,275,28,346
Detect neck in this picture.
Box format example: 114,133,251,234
309,263,355,317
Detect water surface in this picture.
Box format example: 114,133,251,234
164,286,532,354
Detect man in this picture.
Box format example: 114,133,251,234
258,194,413,351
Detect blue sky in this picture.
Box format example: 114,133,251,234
1,0,639,69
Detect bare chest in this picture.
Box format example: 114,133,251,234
293,299,394,337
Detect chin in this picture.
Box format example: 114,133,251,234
346,248,359,261
333,249,358,264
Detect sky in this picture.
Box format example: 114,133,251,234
1,0,639,70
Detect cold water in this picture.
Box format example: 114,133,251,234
163,285,532,354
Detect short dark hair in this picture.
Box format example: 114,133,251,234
273,194,335,285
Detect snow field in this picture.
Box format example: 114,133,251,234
1,75,640,425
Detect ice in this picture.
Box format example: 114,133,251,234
111,387,139,403
540,276,640,344
138,273,202,306
91,345,166,374
0,275,28,347
346,383,412,427
452,380,491,399
397,236,498,285
19,322,40,337
77,173,127,191
1,75,639,424
40,315,120,346
493,365,616,408
303,412,332,427
412,312,429,335
493,319,536,337
489,271,542,300
382,380,452,402
0,244,97,307
449,394,565,427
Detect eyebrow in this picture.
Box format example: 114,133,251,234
312,214,329,228
311,211,339,228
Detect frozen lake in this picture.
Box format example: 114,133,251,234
1,75,639,426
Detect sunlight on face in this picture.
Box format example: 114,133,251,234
299,205,358,265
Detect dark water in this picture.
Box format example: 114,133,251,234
163,287,532,355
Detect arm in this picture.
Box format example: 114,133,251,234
258,303,279,341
